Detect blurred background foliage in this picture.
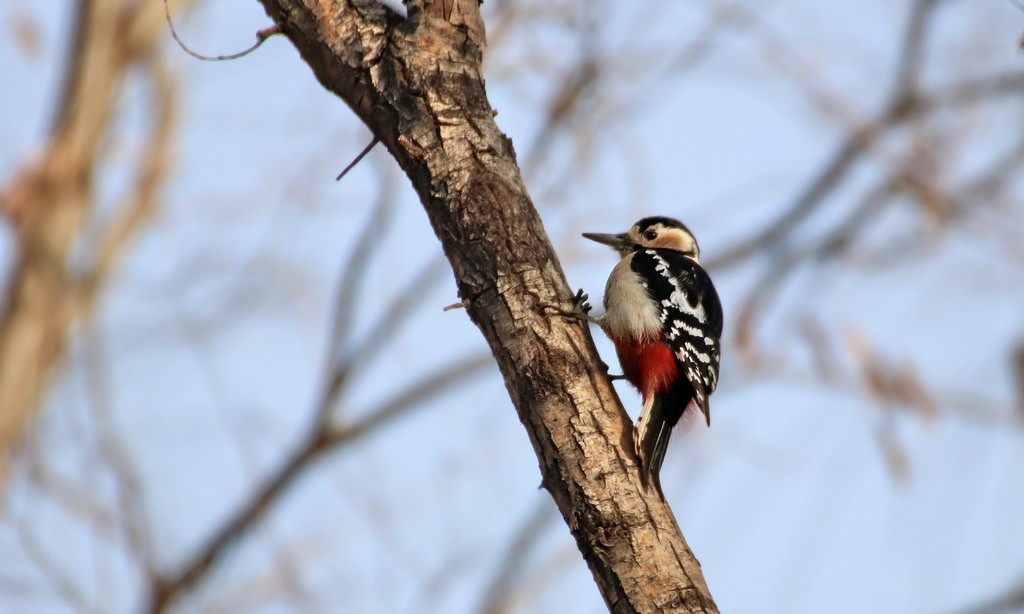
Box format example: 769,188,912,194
0,0,1022,612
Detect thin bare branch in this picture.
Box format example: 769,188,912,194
335,136,381,181
163,0,280,62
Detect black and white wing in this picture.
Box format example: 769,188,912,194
633,248,723,423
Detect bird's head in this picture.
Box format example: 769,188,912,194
583,216,700,261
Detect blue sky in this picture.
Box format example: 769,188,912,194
1,1,1023,612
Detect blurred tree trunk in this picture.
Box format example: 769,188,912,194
255,1,717,611
0,0,192,465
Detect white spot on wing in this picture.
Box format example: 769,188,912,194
650,251,707,323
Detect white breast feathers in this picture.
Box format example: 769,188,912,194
602,254,663,340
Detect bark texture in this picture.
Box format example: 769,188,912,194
255,1,717,611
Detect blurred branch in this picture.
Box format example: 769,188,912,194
145,234,493,614
0,0,196,468
705,0,1022,272
14,519,89,612
736,127,1024,350
320,254,451,427
733,175,900,355
733,351,1013,429
705,125,880,271
1014,341,1024,422
521,55,597,178
330,257,450,401
891,0,938,102
322,167,397,392
146,352,491,612
733,147,1022,435
325,353,492,446
77,60,177,317
956,571,1024,614
81,321,158,584
21,445,121,538
477,497,558,614
146,426,330,613
202,530,328,612
524,0,746,203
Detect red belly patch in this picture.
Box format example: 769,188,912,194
612,337,680,397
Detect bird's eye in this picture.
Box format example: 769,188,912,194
643,229,658,241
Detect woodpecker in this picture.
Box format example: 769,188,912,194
583,216,723,495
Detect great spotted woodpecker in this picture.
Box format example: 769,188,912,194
583,216,723,494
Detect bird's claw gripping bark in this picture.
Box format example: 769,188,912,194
541,288,600,325
572,288,593,315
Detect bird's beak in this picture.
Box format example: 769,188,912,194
582,232,632,250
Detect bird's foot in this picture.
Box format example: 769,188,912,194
541,288,601,325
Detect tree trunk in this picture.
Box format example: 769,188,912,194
255,1,718,611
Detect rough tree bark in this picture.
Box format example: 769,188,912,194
255,1,717,611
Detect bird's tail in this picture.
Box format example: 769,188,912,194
634,392,674,497
634,388,703,496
